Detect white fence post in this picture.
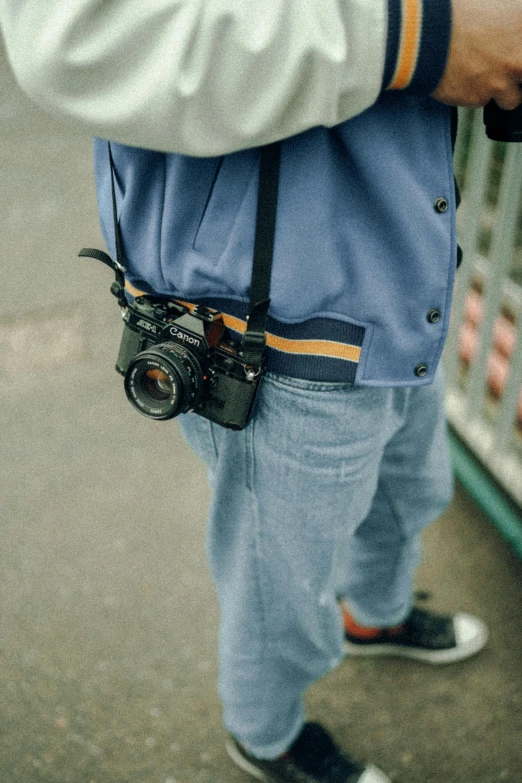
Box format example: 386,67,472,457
444,109,522,511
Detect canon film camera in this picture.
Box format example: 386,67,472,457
80,142,280,431
115,294,261,429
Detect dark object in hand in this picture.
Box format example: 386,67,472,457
484,101,522,142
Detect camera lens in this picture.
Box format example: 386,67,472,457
142,369,172,401
124,343,205,420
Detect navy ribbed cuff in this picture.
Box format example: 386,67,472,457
382,0,452,94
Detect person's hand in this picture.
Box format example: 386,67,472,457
432,0,522,109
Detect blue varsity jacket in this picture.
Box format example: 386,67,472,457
93,0,456,387
94,94,458,387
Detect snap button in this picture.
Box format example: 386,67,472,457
414,363,428,377
427,308,441,323
434,197,448,213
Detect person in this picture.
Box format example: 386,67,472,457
2,1,522,781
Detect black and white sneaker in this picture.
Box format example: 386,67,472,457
343,605,489,664
226,722,390,783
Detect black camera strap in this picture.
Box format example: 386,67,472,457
240,141,281,367
80,140,281,369
78,143,127,308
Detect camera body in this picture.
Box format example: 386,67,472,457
116,295,261,430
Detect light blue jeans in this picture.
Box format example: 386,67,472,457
177,367,453,759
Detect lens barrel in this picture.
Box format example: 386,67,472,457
124,343,204,420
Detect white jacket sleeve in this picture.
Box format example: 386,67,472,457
0,0,386,155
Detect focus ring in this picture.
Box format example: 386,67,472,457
124,342,205,420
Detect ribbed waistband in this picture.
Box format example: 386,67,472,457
124,280,365,383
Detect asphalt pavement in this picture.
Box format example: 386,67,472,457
1,46,521,783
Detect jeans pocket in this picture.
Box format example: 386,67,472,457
177,413,219,473
263,372,355,394
252,375,387,541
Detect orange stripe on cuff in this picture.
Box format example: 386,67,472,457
388,0,422,90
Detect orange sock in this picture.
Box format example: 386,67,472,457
341,604,405,639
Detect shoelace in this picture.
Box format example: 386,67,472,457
288,724,362,782
404,608,455,648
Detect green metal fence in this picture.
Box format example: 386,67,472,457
444,108,522,556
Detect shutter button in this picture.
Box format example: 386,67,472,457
434,197,448,213
414,363,428,377
427,308,441,323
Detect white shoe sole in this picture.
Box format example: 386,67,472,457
344,612,489,664
225,738,268,780
225,738,391,782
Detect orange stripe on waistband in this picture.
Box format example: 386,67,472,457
220,315,361,363
388,0,422,90
125,280,148,298
124,281,202,316
123,283,360,364
266,334,361,363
